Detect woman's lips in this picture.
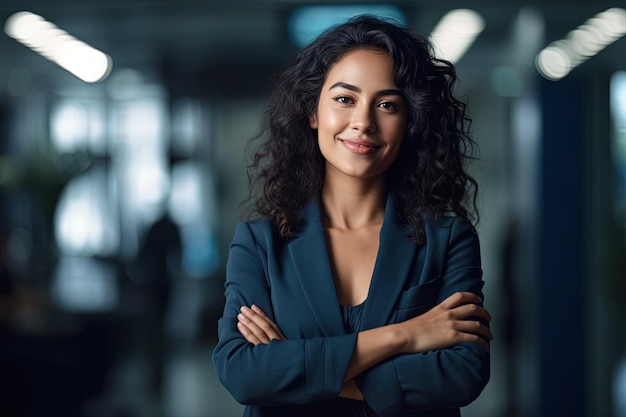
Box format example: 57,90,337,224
340,139,380,155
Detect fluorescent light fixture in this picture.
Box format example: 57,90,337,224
536,7,626,81
288,4,406,48
4,11,112,83
429,9,485,63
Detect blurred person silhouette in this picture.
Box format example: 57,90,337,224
212,16,492,417
134,212,182,398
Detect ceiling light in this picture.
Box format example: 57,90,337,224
536,7,625,81
4,11,112,83
429,9,485,63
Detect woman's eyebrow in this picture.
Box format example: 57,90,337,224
330,82,361,92
329,82,403,97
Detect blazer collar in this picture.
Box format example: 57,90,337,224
288,199,344,336
361,195,417,329
287,195,417,335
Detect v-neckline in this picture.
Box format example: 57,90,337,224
287,196,417,335
322,221,383,307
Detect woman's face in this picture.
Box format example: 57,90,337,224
310,48,408,182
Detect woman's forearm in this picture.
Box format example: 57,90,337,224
344,324,406,381
237,292,492,390
344,291,492,382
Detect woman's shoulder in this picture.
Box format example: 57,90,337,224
234,216,275,234
232,217,279,245
420,212,478,242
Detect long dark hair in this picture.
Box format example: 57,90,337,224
246,15,478,244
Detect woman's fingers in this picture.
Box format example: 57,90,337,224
237,305,286,344
399,291,494,353
237,312,272,343
440,291,483,309
456,330,491,351
443,294,493,347
237,321,264,345
454,319,494,343
450,302,492,322
251,304,286,339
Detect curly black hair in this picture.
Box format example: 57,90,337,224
246,15,478,244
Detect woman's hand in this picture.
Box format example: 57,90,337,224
237,304,286,345
396,291,493,353
239,305,365,400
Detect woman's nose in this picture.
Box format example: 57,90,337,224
350,105,376,133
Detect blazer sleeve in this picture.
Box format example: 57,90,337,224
211,222,358,406
355,217,490,417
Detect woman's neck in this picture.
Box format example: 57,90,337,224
320,175,387,231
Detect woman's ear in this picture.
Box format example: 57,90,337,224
308,112,318,129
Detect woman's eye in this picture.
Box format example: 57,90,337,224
378,101,399,110
334,96,353,104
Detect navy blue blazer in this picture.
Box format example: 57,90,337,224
212,197,490,417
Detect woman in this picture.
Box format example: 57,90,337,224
212,15,493,417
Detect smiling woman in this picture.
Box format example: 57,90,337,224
310,49,407,184
212,15,491,417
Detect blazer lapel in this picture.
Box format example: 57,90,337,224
288,200,346,337
288,196,418,335
361,195,417,329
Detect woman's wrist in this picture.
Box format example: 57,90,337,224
387,322,410,355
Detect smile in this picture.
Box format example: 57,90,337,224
339,139,381,155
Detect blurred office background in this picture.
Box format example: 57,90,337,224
0,1,625,416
